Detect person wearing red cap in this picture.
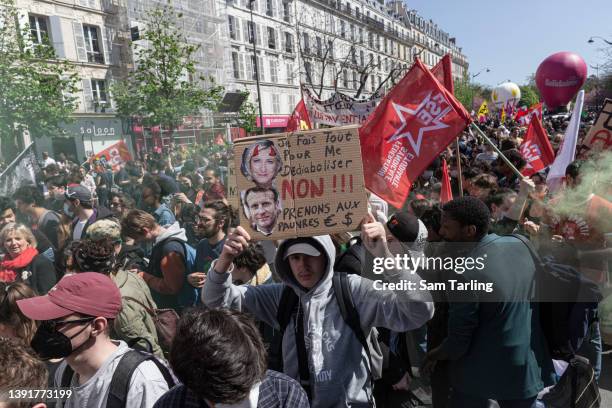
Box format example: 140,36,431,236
17,272,170,408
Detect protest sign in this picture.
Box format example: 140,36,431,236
233,125,367,239
226,153,240,211
303,87,381,127
583,99,612,153
91,140,132,170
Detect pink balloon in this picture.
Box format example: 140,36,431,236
536,52,587,109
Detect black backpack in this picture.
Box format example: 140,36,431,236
541,355,601,408
60,350,176,408
511,234,603,361
276,272,380,403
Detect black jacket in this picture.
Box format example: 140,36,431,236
15,254,57,294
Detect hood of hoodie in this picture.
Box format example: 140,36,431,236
274,235,336,299
155,221,187,245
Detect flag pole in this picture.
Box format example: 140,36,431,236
469,123,525,180
455,137,464,197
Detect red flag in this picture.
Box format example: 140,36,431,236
431,54,454,94
515,103,542,126
91,140,132,171
359,59,471,208
440,159,453,203
519,116,555,177
286,98,311,131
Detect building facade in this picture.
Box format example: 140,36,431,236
224,0,469,132
16,0,132,161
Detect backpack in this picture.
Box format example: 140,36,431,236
60,350,176,408
276,272,382,402
541,355,601,408
334,236,365,276
150,237,198,309
511,234,603,361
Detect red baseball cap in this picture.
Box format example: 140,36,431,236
17,273,122,321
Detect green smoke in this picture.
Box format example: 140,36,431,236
551,151,612,234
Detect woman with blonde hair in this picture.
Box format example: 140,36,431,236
0,281,38,343
0,223,56,294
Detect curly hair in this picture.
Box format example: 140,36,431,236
0,337,48,407
442,197,491,239
71,238,117,275
13,185,44,207
170,308,267,404
233,244,267,276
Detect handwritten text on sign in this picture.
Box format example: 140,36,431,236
233,126,367,239
584,99,612,154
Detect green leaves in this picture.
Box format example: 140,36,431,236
0,0,78,156
112,6,222,131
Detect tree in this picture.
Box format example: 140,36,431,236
518,85,540,107
234,91,257,134
112,6,223,134
0,0,79,160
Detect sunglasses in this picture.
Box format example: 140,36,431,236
46,317,95,330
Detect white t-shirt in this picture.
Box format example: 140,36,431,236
72,219,87,241
54,341,170,408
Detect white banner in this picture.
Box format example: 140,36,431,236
303,86,381,127
0,143,39,196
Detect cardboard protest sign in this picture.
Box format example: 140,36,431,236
233,125,368,239
303,87,381,127
226,153,240,211
583,99,612,153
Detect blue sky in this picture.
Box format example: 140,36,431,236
405,0,612,87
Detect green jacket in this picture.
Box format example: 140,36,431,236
439,234,555,400
111,269,164,360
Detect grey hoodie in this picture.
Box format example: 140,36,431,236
203,235,433,408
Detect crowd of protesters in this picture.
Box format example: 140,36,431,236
0,110,609,408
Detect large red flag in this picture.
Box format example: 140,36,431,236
286,98,312,131
359,59,471,207
431,54,454,94
515,103,543,126
440,159,453,203
519,116,555,177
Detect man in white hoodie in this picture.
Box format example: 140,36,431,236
122,209,189,312
203,214,434,407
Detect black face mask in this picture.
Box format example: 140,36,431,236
30,319,93,360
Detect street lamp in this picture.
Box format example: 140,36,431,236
471,68,490,80
249,0,265,135
588,36,612,46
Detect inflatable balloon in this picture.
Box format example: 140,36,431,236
535,52,587,109
491,82,521,110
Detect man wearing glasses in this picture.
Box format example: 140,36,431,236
16,273,170,407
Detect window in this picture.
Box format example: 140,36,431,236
83,25,103,64
267,27,276,49
342,69,348,88
286,62,294,84
328,40,333,59
246,55,256,80
247,22,255,44
359,28,363,44
272,94,280,113
360,50,364,67
29,15,49,45
284,32,293,53
340,21,345,38
266,0,274,16
283,0,291,22
91,79,107,105
257,55,265,81
232,51,240,78
350,24,354,41
303,32,310,54
352,71,357,90
304,61,312,80
228,16,237,40
316,36,322,58
288,94,296,109
270,58,278,82
371,75,376,92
